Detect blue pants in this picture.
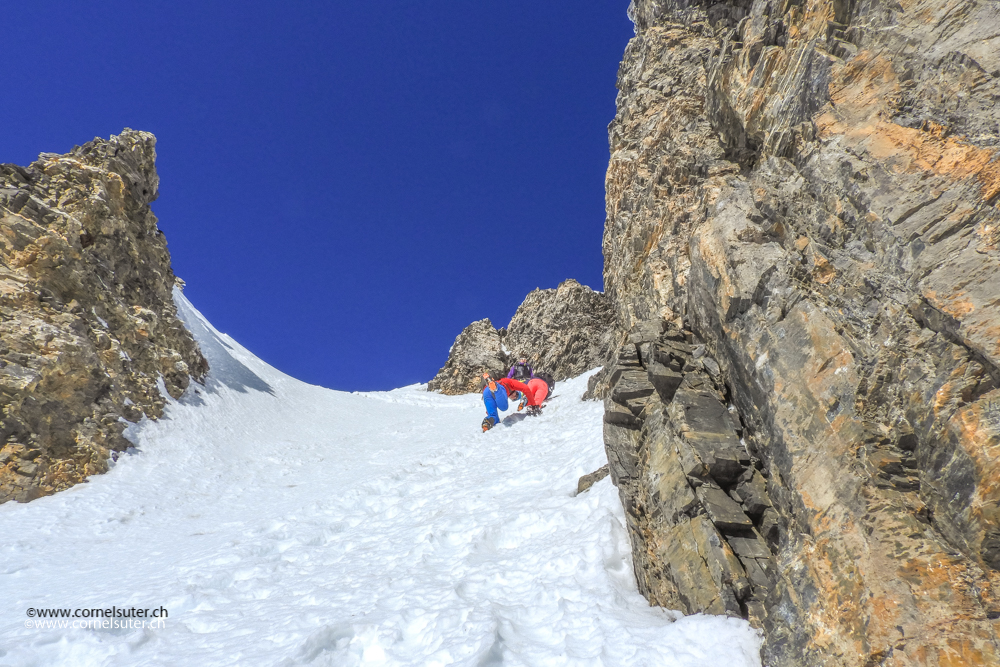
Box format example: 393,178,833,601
483,384,509,424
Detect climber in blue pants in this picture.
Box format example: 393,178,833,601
481,374,509,432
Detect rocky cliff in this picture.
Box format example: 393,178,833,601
600,0,1000,664
0,130,207,504
426,318,510,395
427,279,616,394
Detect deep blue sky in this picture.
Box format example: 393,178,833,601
3,1,633,391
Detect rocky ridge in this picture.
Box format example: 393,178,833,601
0,130,207,504
428,279,616,395
600,0,1000,664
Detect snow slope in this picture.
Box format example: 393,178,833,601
0,291,761,666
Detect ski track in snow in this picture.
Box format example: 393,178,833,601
0,292,762,666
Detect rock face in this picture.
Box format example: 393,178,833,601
602,0,1000,664
426,319,508,395
0,130,207,504
604,321,777,623
505,279,617,381
427,279,616,395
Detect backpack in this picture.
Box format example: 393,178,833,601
536,372,555,395
510,361,533,381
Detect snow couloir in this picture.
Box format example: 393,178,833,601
0,290,761,666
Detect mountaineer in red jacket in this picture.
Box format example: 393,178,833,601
480,374,549,432
497,377,548,416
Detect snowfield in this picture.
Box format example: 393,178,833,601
0,291,761,666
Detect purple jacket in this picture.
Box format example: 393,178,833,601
507,361,534,381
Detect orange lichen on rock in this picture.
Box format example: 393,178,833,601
951,392,1000,516
811,254,837,284
819,51,1000,204
940,295,976,319
922,287,1000,361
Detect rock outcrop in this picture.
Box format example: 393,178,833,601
505,279,617,381
0,130,207,504
428,279,616,395
604,320,777,623
426,319,508,395
601,0,1000,664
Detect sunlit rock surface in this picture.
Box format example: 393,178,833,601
601,0,1000,664
0,130,207,504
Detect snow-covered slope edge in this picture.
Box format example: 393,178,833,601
0,291,761,666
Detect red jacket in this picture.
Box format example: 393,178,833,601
497,378,538,406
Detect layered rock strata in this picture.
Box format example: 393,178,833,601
0,130,207,504
428,279,615,395
604,321,778,622
602,0,1000,664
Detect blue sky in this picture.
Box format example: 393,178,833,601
3,1,633,390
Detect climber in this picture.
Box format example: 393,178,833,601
498,374,547,417
481,373,545,430
507,356,534,382
481,373,510,432
515,376,549,416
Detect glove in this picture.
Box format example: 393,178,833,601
518,398,527,411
